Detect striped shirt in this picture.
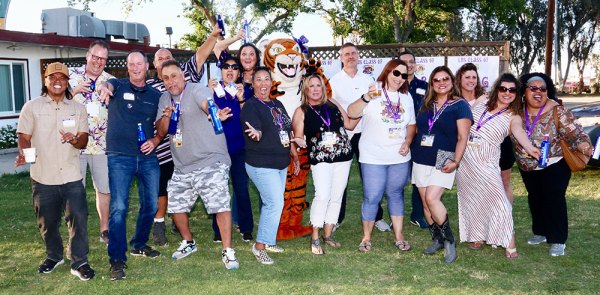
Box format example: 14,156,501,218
146,54,205,165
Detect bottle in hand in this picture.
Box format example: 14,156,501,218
168,102,180,135
137,123,147,148
207,97,224,134
538,134,550,168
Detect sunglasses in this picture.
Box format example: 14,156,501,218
497,86,517,94
392,70,408,79
222,64,240,70
432,76,451,83
527,85,547,93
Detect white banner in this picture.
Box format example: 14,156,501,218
414,56,445,82
447,56,500,92
320,58,391,81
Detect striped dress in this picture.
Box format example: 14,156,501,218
456,103,514,248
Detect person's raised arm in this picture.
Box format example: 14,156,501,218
330,98,358,130
195,25,221,70
213,28,244,60
509,115,540,159
348,84,376,119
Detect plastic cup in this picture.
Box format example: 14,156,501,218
23,148,36,163
374,81,383,97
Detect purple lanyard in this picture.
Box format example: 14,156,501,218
309,104,331,129
382,88,401,121
427,99,450,133
476,107,509,131
524,102,546,138
256,97,284,129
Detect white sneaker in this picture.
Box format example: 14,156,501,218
222,248,240,270
172,240,197,260
375,219,392,232
527,235,547,245
265,244,285,253
252,243,274,265
549,243,566,256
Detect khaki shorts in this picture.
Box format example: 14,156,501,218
411,162,456,189
167,162,231,214
80,154,110,194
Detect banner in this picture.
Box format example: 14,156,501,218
320,58,391,81
447,56,500,92
414,57,445,82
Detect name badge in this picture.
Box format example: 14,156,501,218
86,102,100,117
124,93,135,101
321,131,337,147
279,130,290,147
468,134,482,147
388,128,402,139
173,129,183,148
416,88,426,96
62,118,76,128
225,84,238,97
421,134,435,147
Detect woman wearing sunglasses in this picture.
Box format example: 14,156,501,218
512,73,592,257
348,59,416,252
207,56,255,244
456,73,539,259
411,66,472,263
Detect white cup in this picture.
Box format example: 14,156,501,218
23,148,36,163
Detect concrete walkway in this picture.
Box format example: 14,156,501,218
0,150,28,176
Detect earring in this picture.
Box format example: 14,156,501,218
521,96,525,103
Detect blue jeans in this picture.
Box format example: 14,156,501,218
245,163,286,246
361,162,410,221
107,154,159,262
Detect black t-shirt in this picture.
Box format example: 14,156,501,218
303,102,353,165
240,96,291,169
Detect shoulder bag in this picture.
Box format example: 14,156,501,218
553,106,590,172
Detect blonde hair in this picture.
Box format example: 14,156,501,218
300,74,328,110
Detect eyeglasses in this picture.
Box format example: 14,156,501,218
90,54,108,63
432,76,451,83
222,64,240,70
527,86,547,93
497,86,517,94
47,75,68,82
392,70,408,79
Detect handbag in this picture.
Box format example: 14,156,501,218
553,106,590,172
435,149,455,170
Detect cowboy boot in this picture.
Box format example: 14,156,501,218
423,223,444,255
440,217,457,263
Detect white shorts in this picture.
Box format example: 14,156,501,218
80,154,110,194
411,162,456,189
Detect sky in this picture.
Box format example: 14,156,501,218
5,0,335,48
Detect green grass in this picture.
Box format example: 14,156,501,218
0,163,599,294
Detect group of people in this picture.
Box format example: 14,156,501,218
15,25,594,282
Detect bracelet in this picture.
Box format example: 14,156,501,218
361,94,370,103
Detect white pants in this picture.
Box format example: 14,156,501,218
309,160,353,227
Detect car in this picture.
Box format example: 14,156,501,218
569,102,600,168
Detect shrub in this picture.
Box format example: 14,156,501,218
0,124,18,149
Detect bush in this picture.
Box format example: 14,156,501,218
0,124,18,149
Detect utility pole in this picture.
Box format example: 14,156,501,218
545,0,555,76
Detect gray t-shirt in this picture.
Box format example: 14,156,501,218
157,82,230,173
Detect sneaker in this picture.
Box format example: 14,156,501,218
100,230,109,244
152,222,168,246
409,217,429,229
222,248,240,270
70,263,95,281
527,235,547,245
241,232,253,242
38,258,64,273
172,240,198,260
213,235,222,243
110,260,127,281
265,244,285,253
252,243,274,265
549,243,566,256
130,245,161,258
375,219,392,232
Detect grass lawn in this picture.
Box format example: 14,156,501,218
0,162,599,294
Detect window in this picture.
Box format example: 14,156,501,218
0,59,29,116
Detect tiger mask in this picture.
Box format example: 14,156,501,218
264,38,306,93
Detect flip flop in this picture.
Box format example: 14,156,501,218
469,242,484,250
395,240,412,251
505,248,519,259
358,241,372,252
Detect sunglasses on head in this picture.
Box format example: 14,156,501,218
222,64,240,70
432,76,451,83
392,70,408,79
527,85,547,93
497,86,517,94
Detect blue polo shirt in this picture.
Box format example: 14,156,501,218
106,78,161,156
408,78,428,114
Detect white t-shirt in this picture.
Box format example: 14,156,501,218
329,69,373,136
358,90,416,165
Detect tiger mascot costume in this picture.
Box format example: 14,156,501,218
263,38,332,240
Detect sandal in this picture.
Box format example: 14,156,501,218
469,242,483,250
322,236,341,248
358,241,372,252
505,248,519,259
311,239,324,255
395,240,412,251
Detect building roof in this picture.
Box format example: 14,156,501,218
0,29,192,54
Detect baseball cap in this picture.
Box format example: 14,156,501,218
45,62,69,78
